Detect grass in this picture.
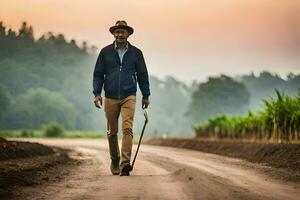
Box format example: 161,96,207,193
0,129,151,142
64,130,106,138
0,129,106,138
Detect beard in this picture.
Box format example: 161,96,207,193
116,38,127,43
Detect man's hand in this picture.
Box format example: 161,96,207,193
142,99,149,109
94,96,102,109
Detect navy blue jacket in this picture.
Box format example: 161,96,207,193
93,42,150,100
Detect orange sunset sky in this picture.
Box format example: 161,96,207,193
1,0,299,83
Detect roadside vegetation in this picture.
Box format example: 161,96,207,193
0,124,105,138
194,90,300,143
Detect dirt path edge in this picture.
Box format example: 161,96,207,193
145,138,300,180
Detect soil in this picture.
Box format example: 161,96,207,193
0,138,81,199
145,138,300,178
0,137,54,160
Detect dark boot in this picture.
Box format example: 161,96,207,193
107,134,120,175
120,161,131,176
111,158,120,175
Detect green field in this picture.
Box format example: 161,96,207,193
0,129,147,143
0,129,106,138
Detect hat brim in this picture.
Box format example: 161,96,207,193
109,25,134,35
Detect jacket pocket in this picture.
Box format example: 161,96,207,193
122,73,136,91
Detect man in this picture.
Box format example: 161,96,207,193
93,20,150,176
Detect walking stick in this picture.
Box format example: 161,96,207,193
129,109,148,171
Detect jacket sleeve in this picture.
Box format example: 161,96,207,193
136,50,150,99
93,50,105,97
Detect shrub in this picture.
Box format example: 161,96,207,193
44,122,64,137
21,129,34,137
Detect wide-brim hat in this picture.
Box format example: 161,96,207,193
109,20,134,35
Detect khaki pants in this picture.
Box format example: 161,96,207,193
104,95,136,164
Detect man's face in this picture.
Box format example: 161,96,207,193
113,28,129,43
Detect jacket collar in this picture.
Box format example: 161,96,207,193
114,41,128,50
110,41,133,52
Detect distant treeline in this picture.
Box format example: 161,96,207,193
0,21,99,130
194,90,300,142
0,21,299,136
0,21,194,134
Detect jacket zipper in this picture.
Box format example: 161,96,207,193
119,65,122,99
117,49,129,100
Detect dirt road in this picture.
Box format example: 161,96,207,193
15,139,300,200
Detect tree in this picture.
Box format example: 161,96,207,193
5,88,78,129
0,21,5,37
188,75,250,124
0,84,11,116
18,22,34,42
239,71,298,111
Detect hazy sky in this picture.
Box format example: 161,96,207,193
1,0,299,84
